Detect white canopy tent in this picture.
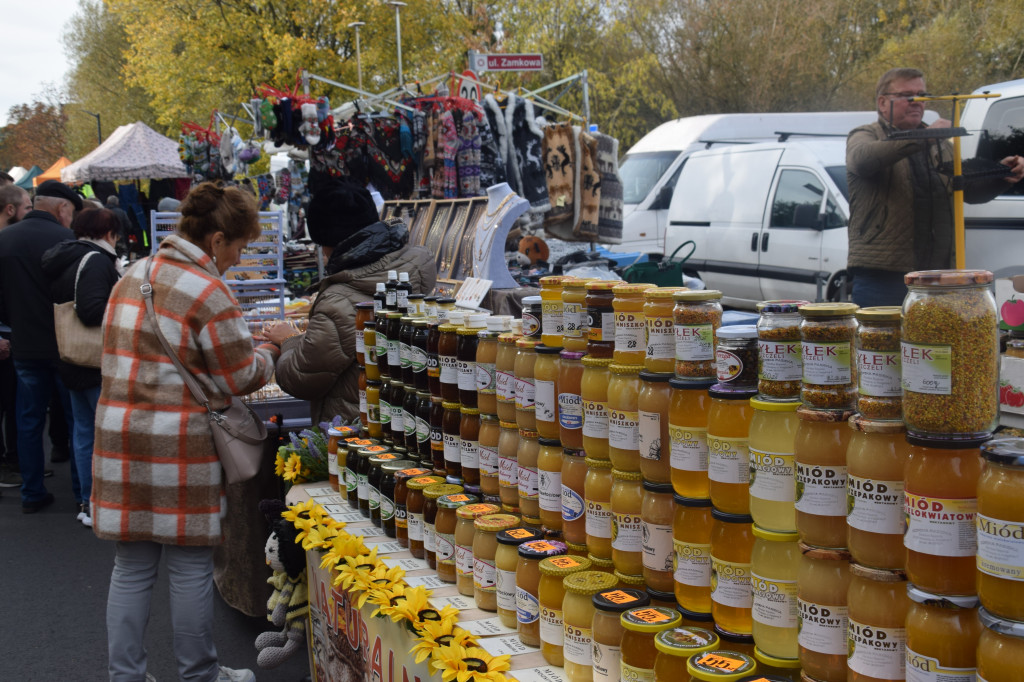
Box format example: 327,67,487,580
62,122,188,183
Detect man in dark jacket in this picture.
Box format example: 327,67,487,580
0,180,80,512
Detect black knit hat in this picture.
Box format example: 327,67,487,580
306,180,379,247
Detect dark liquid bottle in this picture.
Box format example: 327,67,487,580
397,272,412,314
385,270,398,310
402,384,418,452
427,320,441,397
412,319,429,391
430,396,446,475
400,317,416,385
373,282,387,313
416,390,433,466
375,309,390,379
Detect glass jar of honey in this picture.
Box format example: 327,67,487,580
380,459,418,536
748,398,800,533
621,606,683,682
669,378,715,499
593,587,651,682
654,626,721,682
460,406,481,487
642,481,676,593
393,467,431,546
611,469,645,576
673,290,723,381
405,475,446,559
426,317,440,396
854,307,903,421
846,416,908,570
904,434,983,596
386,311,403,378
538,438,564,533
846,563,909,682
715,325,759,391
756,300,806,401
522,296,542,340
478,414,501,497
562,278,592,353
710,509,755,635
447,499,492,593
429,396,445,474
496,527,543,628
498,421,520,508
561,571,619,682
436,493,475,583
706,384,757,516
535,345,562,439
905,587,980,681
613,283,655,365
608,363,643,472
415,390,433,465
442,401,462,480
496,331,520,422
794,407,854,549
750,526,800,661
586,280,617,357
364,321,380,382
639,371,673,483
558,350,585,449
366,379,382,440
517,429,541,519
517,539,568,647
977,438,1024,620
540,275,569,348
797,546,851,682
438,320,461,403
477,316,510,416
561,448,587,545
798,303,858,411
582,356,614,461
674,495,714,613
977,608,1024,682
473,512,520,611
457,314,486,407
645,288,682,373
586,458,615,559
423,483,464,569
539,554,593,666
515,338,539,431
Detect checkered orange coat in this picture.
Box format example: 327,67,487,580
92,234,278,545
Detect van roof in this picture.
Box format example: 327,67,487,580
686,138,849,166
971,78,1024,97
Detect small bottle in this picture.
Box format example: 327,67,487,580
373,282,387,312
385,269,399,309
397,271,412,313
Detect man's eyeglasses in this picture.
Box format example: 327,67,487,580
883,91,929,100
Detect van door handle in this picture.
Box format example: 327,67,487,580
750,233,759,251
761,233,769,252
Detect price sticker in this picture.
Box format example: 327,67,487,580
628,608,671,624
412,476,440,485
505,529,535,539
365,446,389,453
462,503,495,513
400,468,431,476
525,541,558,552
548,556,581,569
695,653,747,672
446,494,471,503
377,453,399,460
599,589,640,605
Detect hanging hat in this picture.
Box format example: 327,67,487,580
35,180,83,212
306,180,380,247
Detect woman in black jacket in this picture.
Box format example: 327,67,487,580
41,208,122,527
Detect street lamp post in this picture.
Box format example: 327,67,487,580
82,109,102,146
348,21,366,92
388,2,407,89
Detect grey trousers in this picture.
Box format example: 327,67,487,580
107,541,219,682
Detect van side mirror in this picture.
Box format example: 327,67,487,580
651,184,674,210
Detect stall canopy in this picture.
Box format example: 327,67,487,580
6,166,27,183
33,157,72,187
62,122,188,183
14,166,43,190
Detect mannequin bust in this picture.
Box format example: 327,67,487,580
473,183,529,289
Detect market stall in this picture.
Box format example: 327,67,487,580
61,121,188,184
33,157,71,187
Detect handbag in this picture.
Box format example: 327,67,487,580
141,258,267,484
622,240,697,287
54,251,104,368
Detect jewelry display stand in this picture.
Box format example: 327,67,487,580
473,183,529,289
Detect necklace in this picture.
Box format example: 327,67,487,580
476,194,520,261
484,193,516,219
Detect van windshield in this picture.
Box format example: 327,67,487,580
620,151,679,204
826,166,849,200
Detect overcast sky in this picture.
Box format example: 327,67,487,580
0,0,82,127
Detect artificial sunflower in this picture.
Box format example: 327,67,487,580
432,645,512,682
281,498,318,524
410,622,474,664
281,452,306,482
299,522,344,552
380,584,433,624
319,533,370,572
274,452,286,477
368,579,412,617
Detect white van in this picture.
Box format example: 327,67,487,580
663,139,851,309
614,112,878,253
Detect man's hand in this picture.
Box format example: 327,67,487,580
0,339,10,361
1000,155,1024,184
928,118,952,129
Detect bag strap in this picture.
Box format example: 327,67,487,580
73,251,99,311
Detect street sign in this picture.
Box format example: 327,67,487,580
457,70,480,101
471,53,544,72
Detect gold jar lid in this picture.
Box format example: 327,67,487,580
539,554,593,576
582,356,614,368
798,302,859,317
904,269,993,286
855,306,902,322
423,483,464,499
673,290,723,302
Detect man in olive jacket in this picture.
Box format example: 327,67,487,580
276,180,436,424
846,67,1024,306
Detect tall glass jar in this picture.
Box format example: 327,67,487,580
715,325,759,391
611,469,645,577
538,438,564,533
522,296,542,340
457,315,486,407
585,458,615,559
497,421,520,509
608,363,643,472
710,509,755,635
540,275,569,348
393,467,432,546
517,539,568,647
620,606,683,682
613,283,655,365
495,527,542,628
562,571,620,682
535,345,562,440
798,302,858,410
641,481,676,593
436,494,475,584
673,290,723,381
750,526,800,661
748,398,800,532
905,587,980,682
561,448,588,545
586,280,617,357
426,316,441,396
669,378,715,499
591,586,651,682
756,300,806,401
645,288,682,373
901,269,998,439
400,315,417,385
797,546,851,682
515,338,539,431
977,438,1024,620
386,311,403,380
561,277,592,353
582,357,613,461
442,401,462,480
638,371,673,483
477,316,510,416
366,379,382,440
458,502,503,598
846,416,908,570
847,564,909,682
405,475,447,559
977,608,1024,682
558,350,585,449
363,320,380,381
706,385,757,516
478,414,501,497
794,407,854,549
460,406,481,487
438,320,461,403
517,429,541,519
855,307,903,420
673,495,714,614
429,396,445,474
538,554,592,666
496,331,520,422
416,390,433,465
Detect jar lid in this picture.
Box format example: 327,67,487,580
593,587,650,612
394,467,432,480
406,475,447,490
711,509,753,524
539,554,593,576
496,527,542,545
422,481,462,499
467,313,489,329
515,338,539,349
708,385,758,400
585,457,613,469
640,370,673,383
445,474,463,485
588,554,615,569
458,326,484,335
655,627,721,658
981,437,1024,467
540,275,569,286
537,439,562,451
346,439,375,452
749,397,801,412
364,320,376,328
400,315,416,323
522,295,542,305
715,324,757,340
521,514,543,527
498,332,520,344
642,480,674,493
501,503,520,514
563,570,619,596
582,356,614,368
586,280,618,291
849,562,906,582
753,647,801,669
359,445,390,456
798,302,859,317
464,484,482,495
647,588,678,605
456,502,501,519
537,344,563,354
519,429,539,439
612,469,643,481
904,268,993,286
674,494,713,507
518,539,568,559
610,363,644,375
674,290,723,302
563,448,586,458
614,571,646,587
381,460,420,473
906,433,991,449
713,626,754,644
460,406,480,415
367,379,382,386
751,525,798,542
438,493,479,509
621,606,682,633
670,377,717,390
369,454,400,466
481,413,499,422
471,514,520,534
560,350,587,361
409,293,425,299
848,414,906,434
906,585,979,609
979,606,1024,637
437,297,457,305
417,390,432,398
798,543,852,561
327,426,358,437
796,406,856,422
438,323,460,333
445,311,466,326
389,380,405,389
677,605,715,622
855,306,902,322
612,283,656,294
442,401,461,410
386,311,403,319
645,287,685,300
756,299,808,314
356,301,375,309
431,395,443,404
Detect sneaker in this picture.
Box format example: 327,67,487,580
217,667,255,682
0,468,20,487
78,502,93,528
22,492,55,514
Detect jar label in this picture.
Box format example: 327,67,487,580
900,342,952,395
458,360,477,391
977,513,1024,581
461,439,480,469
328,451,338,476
539,469,562,512
346,468,357,494
379,399,391,426
559,393,583,430
904,493,977,557
444,432,460,463
637,410,663,461
409,346,428,373
479,445,499,476
608,409,640,451
440,354,459,383
620,662,655,682
673,540,711,587
390,403,403,432
540,606,564,646
749,448,796,503
436,532,456,562
427,353,438,377
847,618,906,680
710,557,752,609
562,485,585,522
497,569,517,610
424,523,435,552
587,311,616,342
542,301,565,337
802,341,852,385
676,323,715,361
564,302,585,338
496,370,515,401
476,362,496,391
357,474,369,501
646,318,675,360
516,587,540,624
716,349,745,382
381,497,396,522
357,391,367,422
612,513,644,552
514,377,536,410
592,641,620,682
905,648,976,682
473,556,496,591
519,466,539,499
355,332,366,356
456,542,474,576
857,350,901,396
400,342,412,368
669,424,709,473
404,410,416,437
615,312,646,353
641,522,674,572
586,499,613,539
708,435,750,485
408,512,424,541
417,416,430,444
751,573,798,629
522,311,541,337
795,463,848,517
583,400,610,439
376,333,388,359
431,425,443,446
368,402,380,425
499,455,519,487
387,338,400,366
536,379,557,423
847,476,905,535
564,624,593,666
758,340,803,381
395,506,407,528
798,598,847,655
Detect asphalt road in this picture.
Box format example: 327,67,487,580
0,447,310,682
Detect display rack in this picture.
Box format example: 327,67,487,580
382,197,487,279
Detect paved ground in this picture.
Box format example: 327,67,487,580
0,446,310,682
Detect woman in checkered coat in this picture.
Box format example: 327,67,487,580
92,183,295,682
